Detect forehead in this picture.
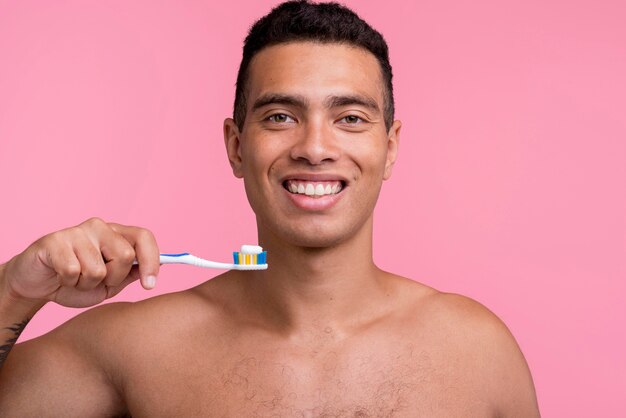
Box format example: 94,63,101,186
246,42,384,108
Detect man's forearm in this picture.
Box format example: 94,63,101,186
0,262,46,370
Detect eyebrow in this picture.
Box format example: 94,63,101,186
324,94,380,113
251,92,380,114
251,93,309,112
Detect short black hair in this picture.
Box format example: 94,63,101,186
233,0,395,132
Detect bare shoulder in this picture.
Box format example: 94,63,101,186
55,278,230,351
0,280,227,416
29,276,232,402
52,285,209,336
61,271,237,329
396,279,541,417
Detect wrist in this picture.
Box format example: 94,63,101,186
0,261,47,318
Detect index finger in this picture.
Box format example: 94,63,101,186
108,223,160,290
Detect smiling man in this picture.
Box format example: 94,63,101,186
0,1,540,416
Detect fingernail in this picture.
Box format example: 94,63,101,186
145,275,157,289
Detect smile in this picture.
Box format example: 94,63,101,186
283,180,344,198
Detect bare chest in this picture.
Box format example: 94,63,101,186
121,339,492,417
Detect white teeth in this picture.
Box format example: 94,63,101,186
285,180,344,197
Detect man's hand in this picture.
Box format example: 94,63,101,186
2,217,160,308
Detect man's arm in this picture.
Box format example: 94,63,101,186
0,299,128,416
436,293,541,417
0,263,43,370
0,218,160,415
0,265,128,415
484,311,541,418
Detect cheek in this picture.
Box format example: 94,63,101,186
240,137,272,179
348,143,388,210
239,139,286,212
241,131,289,168
349,140,389,181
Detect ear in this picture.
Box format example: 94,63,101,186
223,118,244,178
383,119,401,180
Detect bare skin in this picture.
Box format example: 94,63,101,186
0,42,540,417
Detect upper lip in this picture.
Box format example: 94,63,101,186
280,173,349,185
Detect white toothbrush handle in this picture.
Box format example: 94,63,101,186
133,253,267,270
160,254,231,268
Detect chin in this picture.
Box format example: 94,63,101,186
257,213,368,249
283,230,346,249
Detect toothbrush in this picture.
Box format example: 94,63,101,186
134,245,268,270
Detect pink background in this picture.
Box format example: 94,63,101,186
1,0,624,415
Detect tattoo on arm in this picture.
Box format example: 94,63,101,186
0,318,31,368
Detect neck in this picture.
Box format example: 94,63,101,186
245,216,390,333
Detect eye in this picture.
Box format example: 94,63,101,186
340,115,365,124
267,113,295,123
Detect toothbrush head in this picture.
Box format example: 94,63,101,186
232,245,268,270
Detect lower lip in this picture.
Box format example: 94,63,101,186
283,186,345,211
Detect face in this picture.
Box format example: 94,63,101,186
224,42,401,248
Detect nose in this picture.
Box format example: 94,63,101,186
289,118,340,165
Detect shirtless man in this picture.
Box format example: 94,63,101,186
0,1,540,416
